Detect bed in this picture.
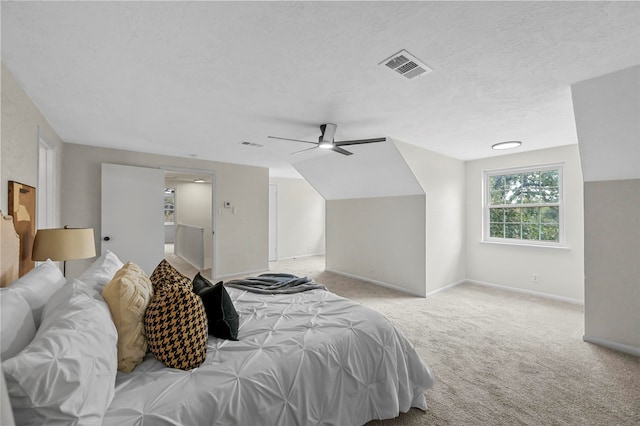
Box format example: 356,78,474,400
1,230,434,425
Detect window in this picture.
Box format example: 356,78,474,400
484,164,563,246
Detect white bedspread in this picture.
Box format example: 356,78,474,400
103,287,434,426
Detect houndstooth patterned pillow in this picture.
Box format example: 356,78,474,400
144,284,208,370
149,259,191,293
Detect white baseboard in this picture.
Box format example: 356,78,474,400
466,279,584,305
425,280,465,297
583,335,640,357
215,268,269,280
325,269,426,297
274,253,325,261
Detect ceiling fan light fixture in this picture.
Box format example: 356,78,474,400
318,141,333,149
492,141,522,150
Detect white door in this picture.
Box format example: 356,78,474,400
268,184,277,261
101,163,165,275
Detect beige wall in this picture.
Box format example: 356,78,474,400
269,177,324,259
61,143,268,279
326,195,426,296
572,66,640,355
1,64,64,218
394,140,466,294
465,145,585,302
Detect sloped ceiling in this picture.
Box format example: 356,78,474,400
1,1,639,178
293,139,423,200
572,66,640,182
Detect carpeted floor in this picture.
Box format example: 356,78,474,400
166,254,639,425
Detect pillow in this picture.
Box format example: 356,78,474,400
8,259,66,327
1,368,15,426
192,273,239,341
102,262,154,372
2,280,118,425
78,249,124,292
149,259,190,292
144,283,207,370
0,289,36,360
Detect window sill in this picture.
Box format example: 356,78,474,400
480,240,570,250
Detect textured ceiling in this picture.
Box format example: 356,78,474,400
294,139,424,200
2,1,639,178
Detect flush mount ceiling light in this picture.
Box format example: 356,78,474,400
193,179,205,183
492,141,522,150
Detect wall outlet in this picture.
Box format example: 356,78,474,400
532,274,540,283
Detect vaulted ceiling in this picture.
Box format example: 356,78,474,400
2,1,639,177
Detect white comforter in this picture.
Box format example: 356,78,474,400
103,287,434,426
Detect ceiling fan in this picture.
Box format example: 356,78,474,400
268,123,386,156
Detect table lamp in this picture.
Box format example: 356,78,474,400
31,226,96,276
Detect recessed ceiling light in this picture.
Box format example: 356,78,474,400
194,179,205,183
492,141,522,150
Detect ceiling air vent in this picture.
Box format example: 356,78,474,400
380,49,432,80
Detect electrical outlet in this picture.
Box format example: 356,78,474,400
532,274,540,283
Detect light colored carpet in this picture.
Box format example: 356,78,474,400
165,254,640,425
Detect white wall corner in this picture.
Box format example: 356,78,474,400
582,335,640,357
326,269,426,298
425,280,465,297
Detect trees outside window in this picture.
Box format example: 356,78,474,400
484,164,563,245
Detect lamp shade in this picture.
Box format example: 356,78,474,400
31,227,96,261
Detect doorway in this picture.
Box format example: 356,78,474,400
269,184,277,261
163,169,215,279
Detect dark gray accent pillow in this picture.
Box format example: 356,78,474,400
192,273,239,341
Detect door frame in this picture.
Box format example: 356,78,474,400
36,126,58,229
269,184,278,261
161,166,217,279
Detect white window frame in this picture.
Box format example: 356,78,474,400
482,163,566,248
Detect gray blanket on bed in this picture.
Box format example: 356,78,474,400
225,273,327,294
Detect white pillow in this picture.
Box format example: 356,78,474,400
0,289,36,360
9,260,66,327
2,280,118,425
78,250,124,292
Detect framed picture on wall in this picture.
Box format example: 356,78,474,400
8,181,36,276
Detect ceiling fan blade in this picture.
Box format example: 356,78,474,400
291,146,318,155
267,136,318,145
331,146,353,156
321,123,337,143
334,137,387,147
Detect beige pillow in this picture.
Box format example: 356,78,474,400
102,262,154,372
